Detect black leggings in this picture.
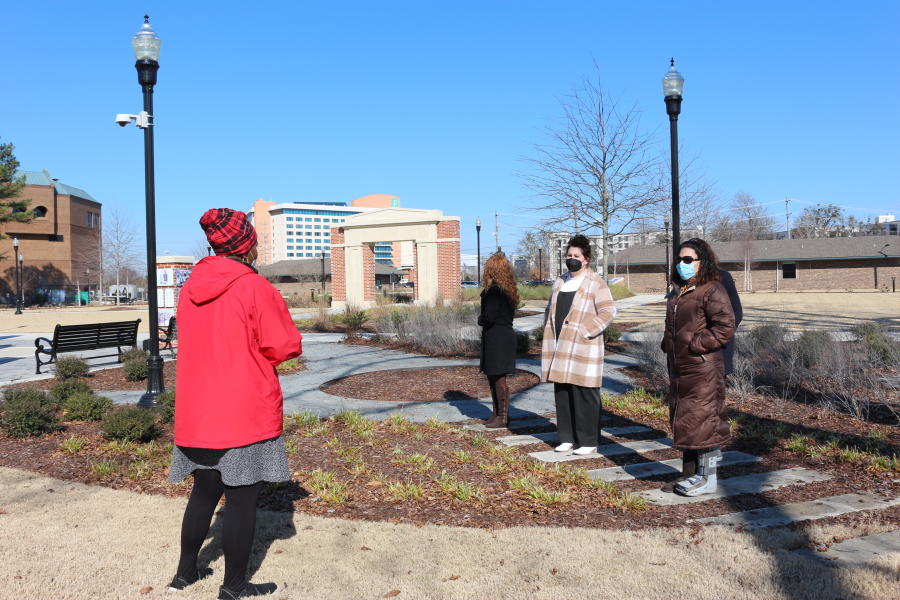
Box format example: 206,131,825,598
176,469,263,591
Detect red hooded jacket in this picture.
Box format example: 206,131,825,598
174,256,302,449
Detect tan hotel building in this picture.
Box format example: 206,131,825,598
248,194,414,270
0,171,101,303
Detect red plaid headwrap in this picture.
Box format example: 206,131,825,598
199,208,258,256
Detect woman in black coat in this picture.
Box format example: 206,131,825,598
478,252,519,428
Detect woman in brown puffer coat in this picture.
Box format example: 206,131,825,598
661,238,736,497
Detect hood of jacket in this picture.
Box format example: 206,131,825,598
186,256,255,305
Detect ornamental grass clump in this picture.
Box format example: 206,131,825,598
0,388,60,438
54,357,90,380
101,406,159,442
62,391,112,422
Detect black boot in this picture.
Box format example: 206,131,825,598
660,449,697,493
484,376,509,429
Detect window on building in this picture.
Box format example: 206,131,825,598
782,263,797,279
305,218,312,222
314,225,321,229
287,245,294,250
286,217,293,221
287,224,293,228
306,253,313,257
86,211,99,228
305,224,312,229
323,218,330,222
314,232,321,236
314,218,321,222
33,206,48,218
315,245,321,250
287,252,294,257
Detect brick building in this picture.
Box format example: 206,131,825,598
0,171,101,303
611,236,900,293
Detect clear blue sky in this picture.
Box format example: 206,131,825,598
2,1,898,258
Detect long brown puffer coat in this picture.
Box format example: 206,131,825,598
661,280,736,450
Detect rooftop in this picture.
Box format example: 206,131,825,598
23,171,98,203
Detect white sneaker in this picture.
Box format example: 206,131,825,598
554,442,574,452
572,446,597,455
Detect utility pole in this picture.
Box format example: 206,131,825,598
785,198,792,240
538,248,543,280
494,212,500,252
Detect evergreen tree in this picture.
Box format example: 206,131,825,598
0,139,30,233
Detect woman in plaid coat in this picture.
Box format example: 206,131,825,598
541,235,617,455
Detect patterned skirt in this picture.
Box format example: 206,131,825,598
167,435,290,487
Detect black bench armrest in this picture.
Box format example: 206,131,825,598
35,337,54,355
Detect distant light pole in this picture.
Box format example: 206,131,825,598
207,245,212,256
321,253,326,291
475,218,482,283
12,237,22,314
120,15,165,408
538,248,543,281
663,58,684,261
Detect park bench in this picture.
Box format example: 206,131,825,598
141,316,177,355
34,319,141,374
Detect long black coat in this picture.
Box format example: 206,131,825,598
718,270,743,375
478,285,517,376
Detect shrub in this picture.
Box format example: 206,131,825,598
854,322,900,366
101,406,159,442
338,307,369,337
50,379,92,405
749,323,788,350
156,390,176,423
796,329,832,368
374,303,480,356
121,348,149,362
54,356,90,380
62,392,112,421
604,323,622,343
515,331,531,354
123,358,149,381
0,389,59,437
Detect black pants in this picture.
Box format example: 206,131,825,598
554,383,602,447
176,469,263,591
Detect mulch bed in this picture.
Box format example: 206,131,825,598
321,366,540,402
0,344,897,531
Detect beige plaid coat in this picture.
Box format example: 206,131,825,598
540,269,617,388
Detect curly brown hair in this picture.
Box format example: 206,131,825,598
482,252,519,308
672,238,721,286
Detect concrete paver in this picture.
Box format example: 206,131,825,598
639,467,832,506
588,451,761,483
496,425,651,447
528,438,673,463
698,492,900,529
794,529,900,567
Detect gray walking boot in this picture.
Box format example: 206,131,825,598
675,447,722,497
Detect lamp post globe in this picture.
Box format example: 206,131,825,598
663,58,684,263
129,15,165,408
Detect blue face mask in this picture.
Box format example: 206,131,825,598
676,261,696,281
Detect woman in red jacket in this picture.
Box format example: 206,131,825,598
166,208,302,600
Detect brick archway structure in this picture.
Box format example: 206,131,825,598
331,208,460,309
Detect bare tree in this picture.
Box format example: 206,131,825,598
523,71,664,280
711,193,775,242
191,238,212,262
104,210,139,305
516,229,552,279
793,203,845,238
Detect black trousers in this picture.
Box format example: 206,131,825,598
176,469,263,591
554,383,602,447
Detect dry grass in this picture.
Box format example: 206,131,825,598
2,466,897,600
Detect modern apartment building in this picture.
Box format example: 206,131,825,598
248,194,410,267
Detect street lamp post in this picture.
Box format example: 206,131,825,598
12,237,22,314
475,218,482,283
663,58,684,263
130,15,165,408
